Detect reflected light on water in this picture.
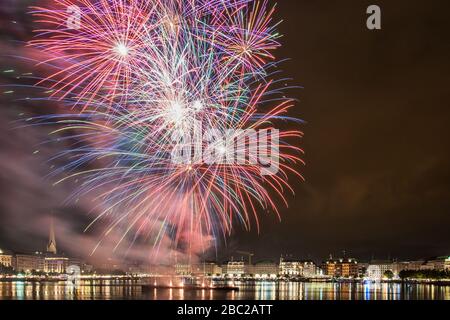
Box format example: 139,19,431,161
0,280,449,300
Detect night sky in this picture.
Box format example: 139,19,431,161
1,0,449,264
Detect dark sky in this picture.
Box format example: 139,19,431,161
1,0,450,263
224,0,450,262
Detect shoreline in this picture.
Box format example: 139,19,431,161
0,276,449,286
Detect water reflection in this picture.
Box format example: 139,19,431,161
0,280,449,300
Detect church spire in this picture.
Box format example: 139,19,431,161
47,218,57,254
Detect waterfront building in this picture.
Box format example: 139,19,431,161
279,257,302,276
301,260,318,277
337,258,358,277
322,256,358,278
357,262,369,277
279,258,319,278
366,265,382,280
44,255,69,273
423,256,450,271
420,263,435,271
321,257,337,277
0,249,13,268
251,261,278,278
391,261,410,276
391,260,425,274
174,262,223,276
409,260,427,270
191,262,222,276
14,252,69,274
14,253,44,272
222,260,245,276
175,264,191,275
367,260,394,279
68,258,93,273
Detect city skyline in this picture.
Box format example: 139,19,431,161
1,222,448,269
0,196,449,264
2,240,449,281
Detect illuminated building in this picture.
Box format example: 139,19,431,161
321,256,337,277
357,262,369,277
367,260,394,279
251,261,278,278
44,256,69,273
279,258,318,277
191,262,222,276
175,264,191,275
279,257,302,276
339,258,358,277
14,253,44,272
391,261,411,275
0,249,13,268
399,260,425,271
419,263,435,271
68,257,93,273
367,258,450,278
389,260,425,276
322,256,358,278
409,260,426,270
366,265,382,280
301,261,318,277
222,260,245,276
423,256,450,271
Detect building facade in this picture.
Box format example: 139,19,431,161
222,261,246,276
14,253,44,272
322,259,337,277
174,264,191,275
191,263,222,276
301,261,318,277
367,260,395,279
339,258,358,277
423,256,450,271
0,249,13,268
279,258,318,278
251,261,278,277
387,260,430,276
322,257,358,278
44,256,69,274
279,258,302,277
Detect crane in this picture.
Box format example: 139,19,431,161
236,251,254,265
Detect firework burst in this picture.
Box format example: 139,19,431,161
27,0,304,258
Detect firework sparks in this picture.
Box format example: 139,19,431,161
27,0,304,258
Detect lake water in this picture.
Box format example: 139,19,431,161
0,280,449,300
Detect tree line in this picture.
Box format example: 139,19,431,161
399,269,450,280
